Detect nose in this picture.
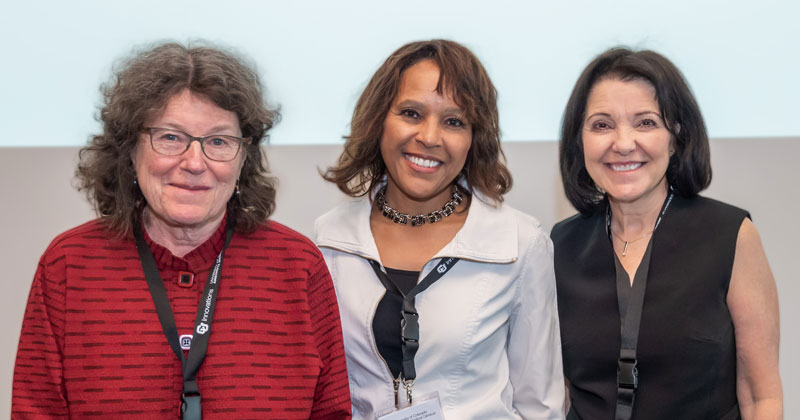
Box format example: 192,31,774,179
611,126,637,155
181,140,208,174
415,118,442,148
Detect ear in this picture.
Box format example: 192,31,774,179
131,136,141,168
237,144,248,172
669,123,680,156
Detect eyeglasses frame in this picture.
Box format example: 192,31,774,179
143,127,251,162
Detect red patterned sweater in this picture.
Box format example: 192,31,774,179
13,218,351,419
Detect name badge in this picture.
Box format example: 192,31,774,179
375,392,445,420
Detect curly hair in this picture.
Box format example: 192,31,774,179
76,41,280,234
323,39,511,202
560,47,712,215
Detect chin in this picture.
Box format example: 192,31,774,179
609,185,665,205
161,206,220,229
404,188,450,204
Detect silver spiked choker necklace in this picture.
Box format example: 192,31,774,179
376,185,464,227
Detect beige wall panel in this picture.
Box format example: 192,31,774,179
1,138,797,416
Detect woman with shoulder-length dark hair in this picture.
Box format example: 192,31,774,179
551,47,782,420
315,39,564,419
12,42,351,419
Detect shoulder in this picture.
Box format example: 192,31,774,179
468,189,547,235
486,201,552,259
734,218,763,252
673,194,750,221
313,197,376,258
42,219,118,259
500,202,548,239
36,219,124,281
550,210,601,244
239,221,332,285
314,197,370,237
47,219,114,248
251,220,324,260
315,198,365,225
666,195,750,245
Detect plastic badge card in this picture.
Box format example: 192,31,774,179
375,392,445,420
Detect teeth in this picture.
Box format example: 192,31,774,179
406,154,441,168
610,162,642,172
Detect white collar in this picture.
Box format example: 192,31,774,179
314,184,518,264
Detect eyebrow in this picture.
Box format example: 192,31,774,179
585,110,663,120
157,122,241,136
394,99,465,116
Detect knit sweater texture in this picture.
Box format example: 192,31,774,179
13,217,351,419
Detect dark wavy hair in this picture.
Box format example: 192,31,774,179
323,39,511,202
560,47,712,215
77,41,280,234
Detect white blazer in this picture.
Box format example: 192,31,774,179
314,188,565,420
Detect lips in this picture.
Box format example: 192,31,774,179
608,162,643,172
404,153,442,169
170,183,211,191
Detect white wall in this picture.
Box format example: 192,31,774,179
1,0,799,147
1,139,798,417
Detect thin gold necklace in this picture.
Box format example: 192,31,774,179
611,230,653,257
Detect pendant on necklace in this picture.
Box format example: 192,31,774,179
622,241,629,257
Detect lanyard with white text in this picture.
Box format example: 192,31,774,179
368,257,459,404
133,222,234,420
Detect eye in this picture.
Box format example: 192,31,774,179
638,118,660,129
159,132,181,141
206,137,231,147
445,117,466,128
399,108,421,119
591,121,612,131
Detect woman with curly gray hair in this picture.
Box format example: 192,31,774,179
12,42,350,419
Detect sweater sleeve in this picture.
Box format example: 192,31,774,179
307,253,352,419
12,250,69,419
507,228,566,419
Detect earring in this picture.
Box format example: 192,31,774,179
235,180,241,196
133,179,138,185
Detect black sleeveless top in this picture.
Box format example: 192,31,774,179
551,195,749,420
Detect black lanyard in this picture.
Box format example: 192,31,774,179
368,257,459,385
133,222,234,420
606,192,673,420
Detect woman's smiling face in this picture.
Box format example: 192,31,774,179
380,59,472,211
582,77,674,205
133,89,246,231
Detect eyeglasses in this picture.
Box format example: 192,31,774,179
144,127,249,162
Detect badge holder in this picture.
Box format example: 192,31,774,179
375,387,445,420
368,258,459,420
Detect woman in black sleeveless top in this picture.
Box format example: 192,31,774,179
551,48,782,420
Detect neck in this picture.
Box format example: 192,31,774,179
383,181,456,215
142,208,223,258
608,182,668,239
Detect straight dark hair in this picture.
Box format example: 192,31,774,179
560,47,712,214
